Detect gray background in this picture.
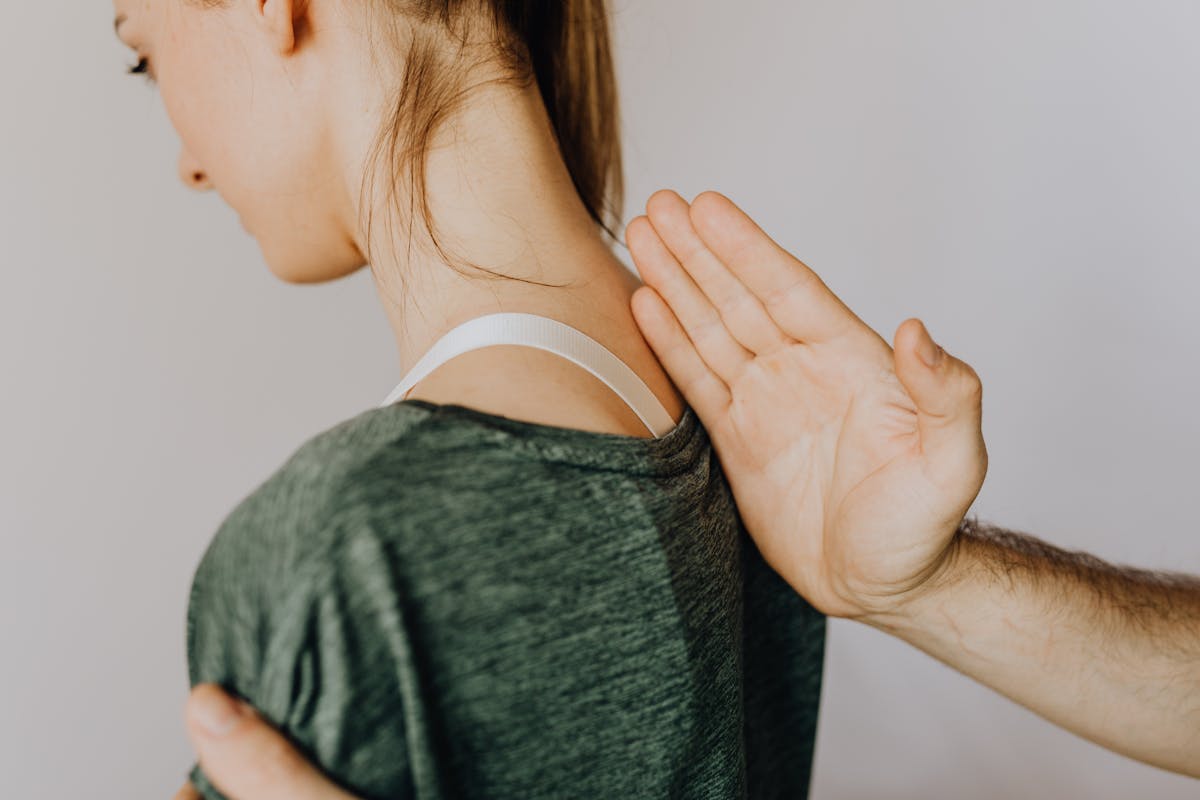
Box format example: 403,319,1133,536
2,1,1197,797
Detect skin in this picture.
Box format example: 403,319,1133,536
176,186,987,800
113,0,685,444
112,2,684,795
632,193,1200,778
178,191,1200,797
123,1,1196,796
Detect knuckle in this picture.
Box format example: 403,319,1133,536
963,365,984,398
262,733,306,775
238,732,307,790
761,274,810,311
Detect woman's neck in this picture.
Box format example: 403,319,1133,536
349,75,684,432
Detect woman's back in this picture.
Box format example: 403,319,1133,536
185,396,826,799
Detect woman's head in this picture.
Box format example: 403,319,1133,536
113,0,623,288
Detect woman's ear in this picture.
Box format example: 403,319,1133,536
256,0,309,55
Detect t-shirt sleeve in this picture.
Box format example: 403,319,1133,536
185,514,420,800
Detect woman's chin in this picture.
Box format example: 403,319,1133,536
257,240,366,285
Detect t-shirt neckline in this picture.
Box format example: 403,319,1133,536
380,398,705,478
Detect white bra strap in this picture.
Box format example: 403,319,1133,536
377,313,678,438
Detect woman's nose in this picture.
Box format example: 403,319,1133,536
178,147,213,192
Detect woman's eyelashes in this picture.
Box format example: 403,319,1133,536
126,56,155,85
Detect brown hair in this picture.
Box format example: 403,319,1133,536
195,0,624,296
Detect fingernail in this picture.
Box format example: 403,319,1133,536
918,327,943,368
195,690,243,736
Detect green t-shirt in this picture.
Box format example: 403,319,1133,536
186,398,826,799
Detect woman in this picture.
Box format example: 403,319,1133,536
112,0,827,796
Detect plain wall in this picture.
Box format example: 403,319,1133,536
2,1,1198,796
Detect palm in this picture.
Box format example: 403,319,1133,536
711,334,947,616
628,190,985,618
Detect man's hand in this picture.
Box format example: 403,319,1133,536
627,189,987,620
172,683,360,800
627,189,1200,779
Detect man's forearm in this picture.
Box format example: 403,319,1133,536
861,516,1200,777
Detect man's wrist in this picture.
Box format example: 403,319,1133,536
857,517,972,633
844,515,1200,778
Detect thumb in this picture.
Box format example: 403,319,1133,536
184,683,353,800
892,318,987,488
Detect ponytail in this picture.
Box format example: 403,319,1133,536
502,0,623,240
361,0,623,292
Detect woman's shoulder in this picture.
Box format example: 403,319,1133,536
193,403,437,578
193,392,712,598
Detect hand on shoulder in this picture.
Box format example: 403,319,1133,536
626,189,988,620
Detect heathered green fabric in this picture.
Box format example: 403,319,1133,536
186,398,826,799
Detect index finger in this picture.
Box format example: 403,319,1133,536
688,191,871,345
